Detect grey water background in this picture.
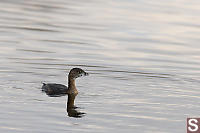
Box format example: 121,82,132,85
0,0,200,132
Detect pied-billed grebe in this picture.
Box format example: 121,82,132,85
42,68,89,96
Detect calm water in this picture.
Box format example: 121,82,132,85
1,0,200,132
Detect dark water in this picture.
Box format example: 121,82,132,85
1,0,200,132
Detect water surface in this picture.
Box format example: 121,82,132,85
0,0,200,133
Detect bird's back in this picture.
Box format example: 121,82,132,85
42,83,68,97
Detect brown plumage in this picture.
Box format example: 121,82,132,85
42,68,89,97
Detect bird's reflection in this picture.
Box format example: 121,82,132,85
66,94,85,118
43,92,85,118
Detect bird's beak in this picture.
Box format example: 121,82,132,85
84,72,89,76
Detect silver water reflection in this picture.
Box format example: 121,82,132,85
1,0,200,133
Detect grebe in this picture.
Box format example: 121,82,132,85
42,68,89,97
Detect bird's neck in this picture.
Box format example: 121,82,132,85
68,77,78,94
